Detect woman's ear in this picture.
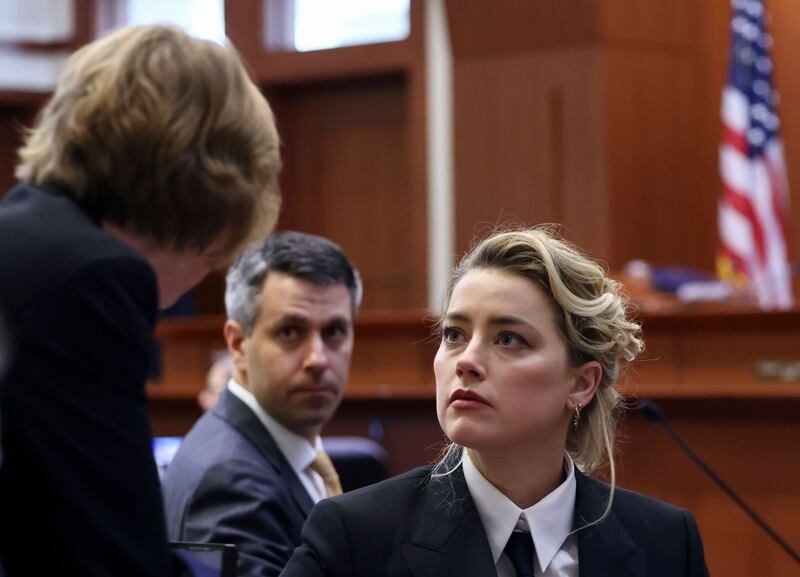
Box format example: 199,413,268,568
568,360,602,410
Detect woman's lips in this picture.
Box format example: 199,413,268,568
449,389,491,409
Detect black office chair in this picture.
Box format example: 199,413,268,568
154,435,389,491
323,436,389,491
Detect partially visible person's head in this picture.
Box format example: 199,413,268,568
16,24,281,267
223,232,362,441
434,226,643,474
198,351,233,412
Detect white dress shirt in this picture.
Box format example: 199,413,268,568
227,379,328,503
462,451,579,577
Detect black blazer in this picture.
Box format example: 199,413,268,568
280,464,709,577
163,389,314,577
0,184,179,577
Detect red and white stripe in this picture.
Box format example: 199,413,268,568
719,86,793,309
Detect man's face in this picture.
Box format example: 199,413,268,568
228,271,354,441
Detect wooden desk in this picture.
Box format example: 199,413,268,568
148,304,800,576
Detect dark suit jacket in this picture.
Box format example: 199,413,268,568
0,183,179,577
163,389,314,577
280,464,709,577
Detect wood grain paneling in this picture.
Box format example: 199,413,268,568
604,47,711,269
450,0,798,272
446,0,696,58
224,0,262,70
453,49,609,258
268,76,427,310
598,0,695,49
445,0,601,58
619,402,800,577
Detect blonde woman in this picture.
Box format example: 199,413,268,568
281,227,708,577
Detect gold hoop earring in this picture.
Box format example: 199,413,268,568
573,403,582,429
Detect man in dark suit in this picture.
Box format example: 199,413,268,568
0,25,281,577
163,231,362,577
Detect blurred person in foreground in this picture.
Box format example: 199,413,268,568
281,227,708,577
163,231,361,577
0,25,281,577
0,312,5,577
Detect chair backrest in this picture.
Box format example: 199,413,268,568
153,435,389,491
323,436,389,492
170,541,237,577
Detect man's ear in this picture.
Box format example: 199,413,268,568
223,320,248,384
567,360,602,411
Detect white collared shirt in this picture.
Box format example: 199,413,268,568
462,451,579,577
227,379,328,503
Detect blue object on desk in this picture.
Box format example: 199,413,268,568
650,267,713,293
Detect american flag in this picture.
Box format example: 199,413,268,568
718,0,793,309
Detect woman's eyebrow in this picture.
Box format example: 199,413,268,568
443,311,470,323
486,314,531,327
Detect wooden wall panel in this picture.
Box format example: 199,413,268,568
619,402,800,577
268,76,427,310
598,0,695,48
454,49,609,257
450,0,800,273
446,0,601,57
604,47,711,269
678,329,799,388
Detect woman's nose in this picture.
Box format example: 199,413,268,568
455,339,486,380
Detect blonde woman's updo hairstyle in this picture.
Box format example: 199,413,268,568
441,226,643,476
16,25,282,262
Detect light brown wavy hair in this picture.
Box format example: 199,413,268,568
434,226,643,521
16,25,281,262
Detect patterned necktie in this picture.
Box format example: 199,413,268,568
504,531,535,577
308,450,343,497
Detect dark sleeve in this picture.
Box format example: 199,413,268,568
182,460,309,577
1,255,177,577
682,510,709,577
280,499,354,577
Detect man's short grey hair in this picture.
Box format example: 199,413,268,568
225,231,362,335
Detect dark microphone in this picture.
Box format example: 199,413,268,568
636,399,800,566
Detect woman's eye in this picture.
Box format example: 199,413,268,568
441,327,462,343
497,332,526,347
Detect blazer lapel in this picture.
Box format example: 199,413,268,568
575,472,645,577
214,389,314,517
401,466,496,577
